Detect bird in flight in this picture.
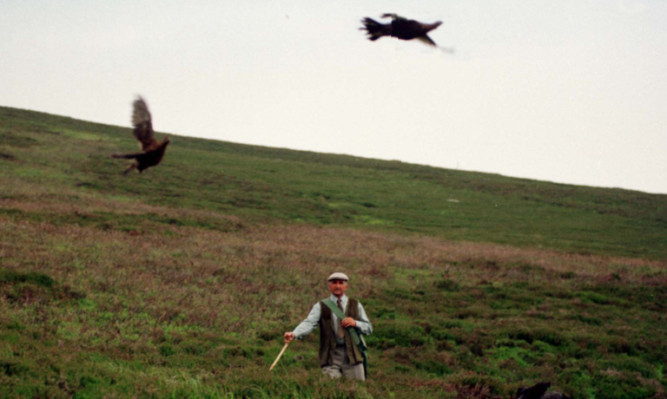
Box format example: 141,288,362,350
112,96,170,174
514,382,571,399
360,13,443,46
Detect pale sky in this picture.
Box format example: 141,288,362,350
2,1,666,194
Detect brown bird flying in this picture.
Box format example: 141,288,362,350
112,96,170,174
360,13,442,46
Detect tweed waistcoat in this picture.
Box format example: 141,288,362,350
318,298,364,367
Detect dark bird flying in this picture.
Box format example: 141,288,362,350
515,382,571,399
112,96,170,174
360,13,442,46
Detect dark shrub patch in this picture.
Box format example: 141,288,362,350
0,361,29,376
159,344,175,357
436,279,461,291
0,268,54,288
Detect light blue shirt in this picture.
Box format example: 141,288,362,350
292,294,373,341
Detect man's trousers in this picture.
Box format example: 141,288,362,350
321,344,365,381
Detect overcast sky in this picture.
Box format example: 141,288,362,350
2,1,666,194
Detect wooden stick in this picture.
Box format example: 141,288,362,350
269,342,290,371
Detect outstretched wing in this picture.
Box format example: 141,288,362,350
131,96,158,151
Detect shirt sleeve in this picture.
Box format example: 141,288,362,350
355,302,373,336
292,302,321,339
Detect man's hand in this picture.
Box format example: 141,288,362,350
341,317,357,328
284,332,295,343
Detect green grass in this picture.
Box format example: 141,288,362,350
0,106,665,398
1,106,665,259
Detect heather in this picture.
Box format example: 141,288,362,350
1,107,665,397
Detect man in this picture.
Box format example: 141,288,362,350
284,272,372,381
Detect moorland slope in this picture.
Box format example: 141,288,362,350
0,106,665,398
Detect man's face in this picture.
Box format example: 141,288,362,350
328,279,348,298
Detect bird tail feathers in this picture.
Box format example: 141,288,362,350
360,18,390,41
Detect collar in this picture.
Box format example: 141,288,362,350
329,294,348,304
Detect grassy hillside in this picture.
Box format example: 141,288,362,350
1,106,665,259
0,106,665,398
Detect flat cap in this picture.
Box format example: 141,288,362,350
327,272,349,282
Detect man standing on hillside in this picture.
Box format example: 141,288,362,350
284,272,372,381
